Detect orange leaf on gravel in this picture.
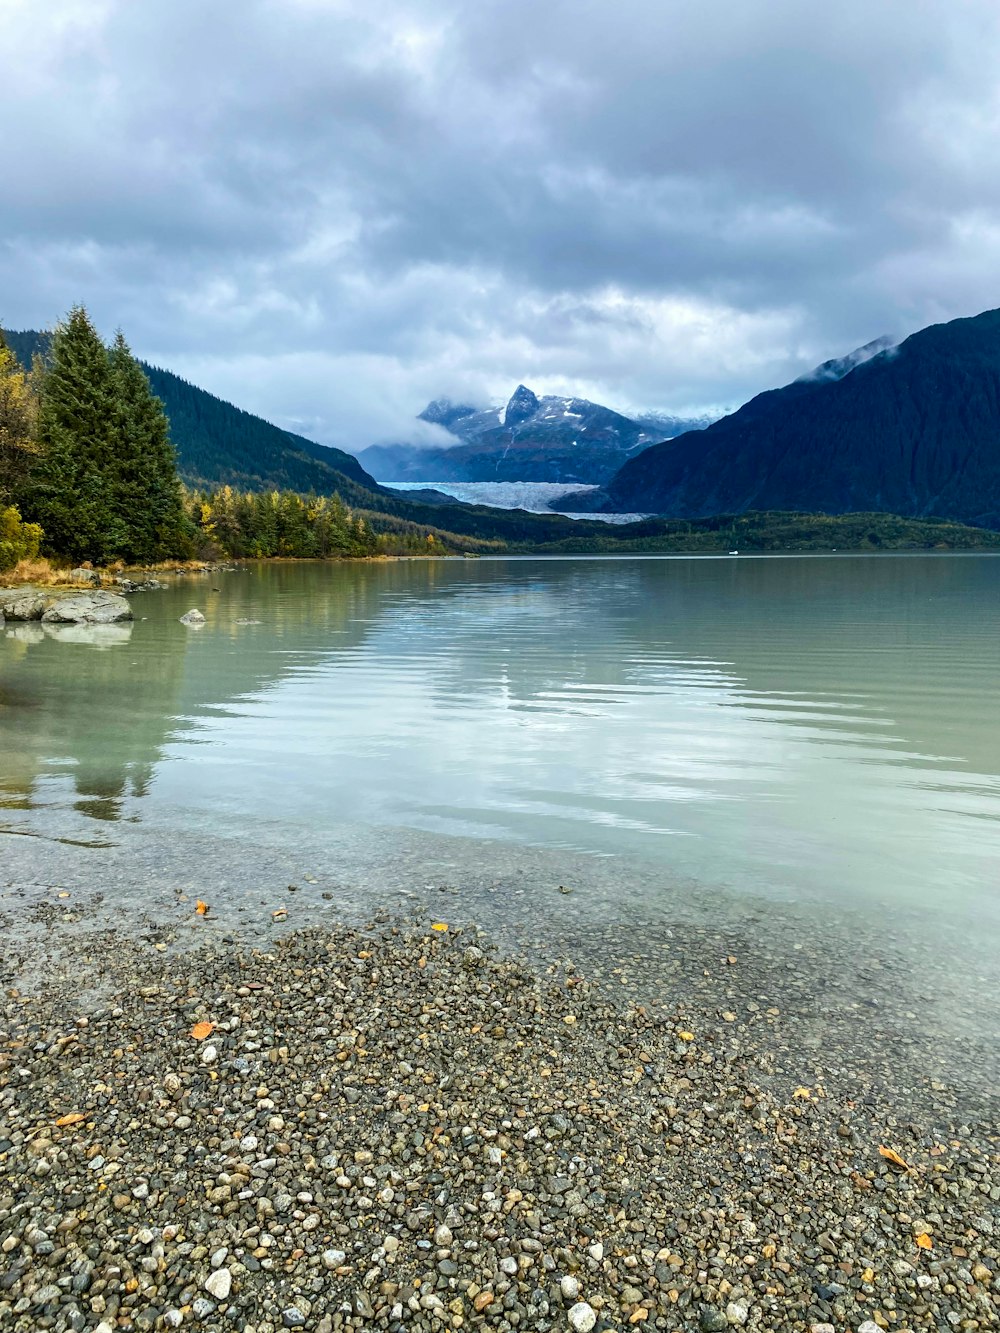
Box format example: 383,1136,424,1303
431,922,448,932
190,1021,214,1040
916,1233,933,1250
55,1113,86,1127
878,1145,909,1169
195,900,209,915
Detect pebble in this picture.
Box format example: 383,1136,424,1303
204,1267,232,1300
568,1301,597,1331
0,915,995,1333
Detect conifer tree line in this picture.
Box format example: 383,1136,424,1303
0,306,188,565
0,306,392,569
187,487,379,558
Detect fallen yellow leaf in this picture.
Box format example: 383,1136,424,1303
195,900,209,915
55,1112,86,1127
677,1031,695,1042
190,1021,214,1040
793,1087,812,1100
916,1233,933,1250
878,1145,909,1170
431,922,448,932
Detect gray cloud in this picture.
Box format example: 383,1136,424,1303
2,0,1000,448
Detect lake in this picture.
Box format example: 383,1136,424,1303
2,554,999,1093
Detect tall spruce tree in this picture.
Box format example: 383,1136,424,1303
26,306,121,562
108,331,188,561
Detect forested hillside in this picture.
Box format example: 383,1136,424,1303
606,307,1000,527
5,330,381,497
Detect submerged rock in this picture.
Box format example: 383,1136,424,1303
179,608,206,626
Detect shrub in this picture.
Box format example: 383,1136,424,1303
0,505,43,571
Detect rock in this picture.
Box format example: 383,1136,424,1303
434,1223,453,1246
204,1267,232,1300
200,1044,218,1065
560,1275,580,1301
700,1309,729,1333
40,591,133,624
322,1249,346,1269
568,1301,597,1331
587,1242,604,1261
282,1309,307,1327
0,586,52,620
179,608,206,625
69,567,101,585
726,1301,749,1326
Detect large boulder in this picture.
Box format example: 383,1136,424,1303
0,586,52,620
69,567,102,585
40,591,133,624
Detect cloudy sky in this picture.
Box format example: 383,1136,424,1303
3,0,1000,449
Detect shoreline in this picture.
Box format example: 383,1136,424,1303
2,905,997,1333
5,545,1000,596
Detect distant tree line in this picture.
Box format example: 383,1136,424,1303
188,487,378,558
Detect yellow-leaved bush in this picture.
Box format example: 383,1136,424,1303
0,505,43,571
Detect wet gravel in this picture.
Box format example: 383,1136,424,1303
1,914,997,1333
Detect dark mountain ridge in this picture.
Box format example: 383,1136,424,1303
604,308,1000,528
357,385,714,484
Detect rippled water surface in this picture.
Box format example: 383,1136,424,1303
2,555,999,934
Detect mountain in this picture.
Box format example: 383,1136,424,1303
356,385,714,484
4,329,381,500
603,308,1000,528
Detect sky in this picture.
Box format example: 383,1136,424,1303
3,0,1000,450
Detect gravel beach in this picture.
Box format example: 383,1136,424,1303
1,906,997,1333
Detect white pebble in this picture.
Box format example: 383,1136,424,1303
204,1267,232,1300
200,1045,218,1066
560,1275,580,1301
588,1242,604,1261
568,1303,597,1332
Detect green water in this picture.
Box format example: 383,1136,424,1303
2,555,999,1072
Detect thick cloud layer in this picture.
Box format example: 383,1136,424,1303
2,0,1000,447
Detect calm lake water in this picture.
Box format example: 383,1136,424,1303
2,554,999,1073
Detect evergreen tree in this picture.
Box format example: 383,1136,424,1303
0,332,41,506
25,307,120,561
108,331,189,561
